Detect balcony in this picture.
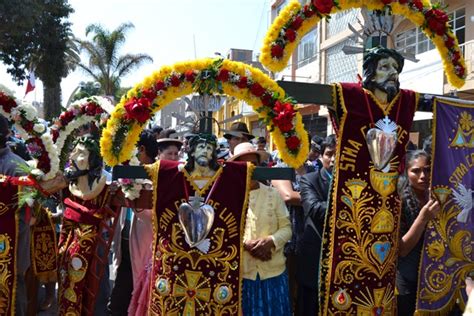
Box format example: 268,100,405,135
444,40,474,99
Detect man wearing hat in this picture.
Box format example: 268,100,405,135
223,122,254,157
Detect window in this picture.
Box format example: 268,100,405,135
276,0,288,15
325,38,358,83
297,28,318,68
395,7,465,55
449,7,465,45
327,9,359,38
395,28,434,55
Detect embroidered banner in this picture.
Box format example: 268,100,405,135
145,160,252,315
30,210,57,283
0,176,20,316
415,98,474,315
320,83,417,315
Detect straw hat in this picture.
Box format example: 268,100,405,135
228,142,270,162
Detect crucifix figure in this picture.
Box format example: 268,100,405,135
285,46,428,316
140,132,256,315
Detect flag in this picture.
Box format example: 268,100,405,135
24,71,36,97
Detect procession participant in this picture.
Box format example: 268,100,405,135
297,135,336,315
320,47,418,315
0,114,30,315
144,133,253,315
223,122,254,156
229,142,292,316
127,135,183,315
397,150,440,315
57,134,111,315
109,128,159,315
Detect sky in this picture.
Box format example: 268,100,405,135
0,0,270,105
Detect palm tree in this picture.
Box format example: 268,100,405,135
75,22,153,100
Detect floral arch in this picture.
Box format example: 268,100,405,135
260,0,466,88
51,96,113,168
100,58,309,168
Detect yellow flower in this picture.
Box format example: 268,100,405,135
427,240,445,260
260,0,465,88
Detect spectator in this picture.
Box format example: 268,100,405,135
296,134,336,315
397,150,440,315
230,142,292,315
223,122,254,156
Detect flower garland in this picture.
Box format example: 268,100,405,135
260,0,466,88
101,58,309,168
51,96,113,167
0,92,59,180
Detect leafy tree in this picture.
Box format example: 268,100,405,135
0,0,77,119
75,23,153,100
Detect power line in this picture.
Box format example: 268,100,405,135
252,0,268,53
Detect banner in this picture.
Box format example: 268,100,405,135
416,97,474,315
30,210,57,283
0,176,20,316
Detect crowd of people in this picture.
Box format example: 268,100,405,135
2,106,472,316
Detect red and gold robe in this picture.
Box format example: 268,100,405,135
320,83,417,315
145,160,253,315
57,189,109,315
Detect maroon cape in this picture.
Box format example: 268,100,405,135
145,160,253,315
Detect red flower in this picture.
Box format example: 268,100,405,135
381,0,392,4
426,9,449,35
185,70,196,83
412,0,423,11
250,83,265,97
217,69,230,82
271,44,284,58
285,28,297,42
51,129,59,142
261,94,274,106
170,75,181,87
452,51,461,62
290,16,304,30
456,66,465,77
286,136,301,151
154,81,166,91
0,92,17,113
272,101,295,133
398,0,408,4
95,106,103,115
445,36,455,48
85,102,97,116
124,97,151,124
303,4,315,17
312,0,335,14
23,121,34,132
59,111,74,126
236,76,248,89
141,88,156,100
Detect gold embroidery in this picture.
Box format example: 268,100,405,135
354,286,394,315
0,234,13,312
450,111,473,148
0,203,8,216
173,270,211,315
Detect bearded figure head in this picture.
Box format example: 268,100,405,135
363,47,404,103
184,134,220,174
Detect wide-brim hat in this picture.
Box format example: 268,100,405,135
156,138,184,150
228,142,270,162
223,122,254,140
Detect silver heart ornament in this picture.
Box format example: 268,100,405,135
366,128,397,171
178,202,215,247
